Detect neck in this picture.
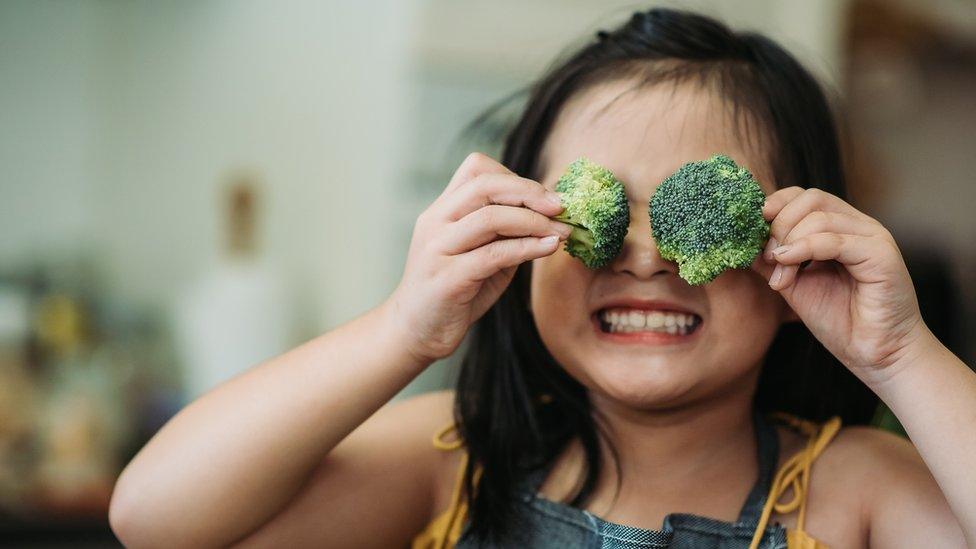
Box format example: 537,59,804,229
591,384,757,486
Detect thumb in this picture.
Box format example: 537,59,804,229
750,253,776,285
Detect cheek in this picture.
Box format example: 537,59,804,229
706,270,786,359
529,252,594,350
530,253,589,318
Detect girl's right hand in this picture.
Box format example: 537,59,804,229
387,152,571,365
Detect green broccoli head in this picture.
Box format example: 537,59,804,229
553,157,630,269
650,154,770,285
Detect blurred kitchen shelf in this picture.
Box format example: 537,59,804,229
0,515,118,548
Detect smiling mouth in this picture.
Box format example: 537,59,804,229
596,308,703,336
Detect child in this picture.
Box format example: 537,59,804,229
109,9,974,548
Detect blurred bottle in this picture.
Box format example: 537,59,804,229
175,173,292,401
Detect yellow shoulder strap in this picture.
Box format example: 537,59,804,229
748,416,842,549
412,424,472,549
433,422,465,451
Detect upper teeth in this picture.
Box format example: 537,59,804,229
599,308,699,335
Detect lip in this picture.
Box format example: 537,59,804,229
592,298,700,316
591,298,703,345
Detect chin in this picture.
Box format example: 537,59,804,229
572,354,709,411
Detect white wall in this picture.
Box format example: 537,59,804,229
1,1,414,339
0,2,102,261
1,1,850,395
412,0,848,89
88,1,413,332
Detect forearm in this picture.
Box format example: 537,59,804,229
869,327,976,544
110,301,428,547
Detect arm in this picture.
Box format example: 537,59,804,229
232,390,462,548
759,187,970,545
110,305,431,548
868,330,975,547
109,152,570,548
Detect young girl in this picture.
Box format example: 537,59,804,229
109,9,974,548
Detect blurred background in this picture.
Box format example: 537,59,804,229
0,0,973,546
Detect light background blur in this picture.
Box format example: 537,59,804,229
1,0,973,545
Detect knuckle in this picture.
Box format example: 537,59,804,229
808,210,830,229
477,205,499,226
511,238,532,259
879,227,896,243
520,175,543,193
881,238,900,257
458,174,484,196
803,188,829,204
471,173,504,200
486,241,509,263
451,152,501,189
812,209,830,222
804,187,824,198
414,208,433,230
432,227,457,253
533,212,554,232
462,151,491,171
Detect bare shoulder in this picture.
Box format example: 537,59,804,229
342,389,459,475
818,425,921,479
815,425,944,505
322,391,458,506
777,423,928,495
367,389,456,442
776,424,964,547
355,389,463,511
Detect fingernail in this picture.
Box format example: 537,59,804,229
540,235,559,247
769,264,782,287
553,222,572,238
763,237,778,261
772,245,791,256
546,191,564,206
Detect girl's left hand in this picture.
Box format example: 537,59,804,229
756,187,931,380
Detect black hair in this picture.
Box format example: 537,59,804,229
454,7,878,543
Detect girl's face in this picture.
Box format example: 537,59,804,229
531,79,791,411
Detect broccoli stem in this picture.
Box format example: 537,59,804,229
551,211,587,231
553,211,597,250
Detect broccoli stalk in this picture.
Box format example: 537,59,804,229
650,155,770,285
552,158,630,269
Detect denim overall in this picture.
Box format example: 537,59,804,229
455,414,787,548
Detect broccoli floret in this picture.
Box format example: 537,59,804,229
552,157,630,269
649,155,770,285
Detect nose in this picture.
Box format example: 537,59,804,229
609,203,678,280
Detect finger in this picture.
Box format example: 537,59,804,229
457,235,561,280
763,210,881,262
762,186,804,221
441,152,512,196
437,173,563,221
767,263,800,291
767,233,890,290
766,188,874,255
772,233,874,265
770,261,839,292
440,205,571,255
750,253,776,281
752,252,810,286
